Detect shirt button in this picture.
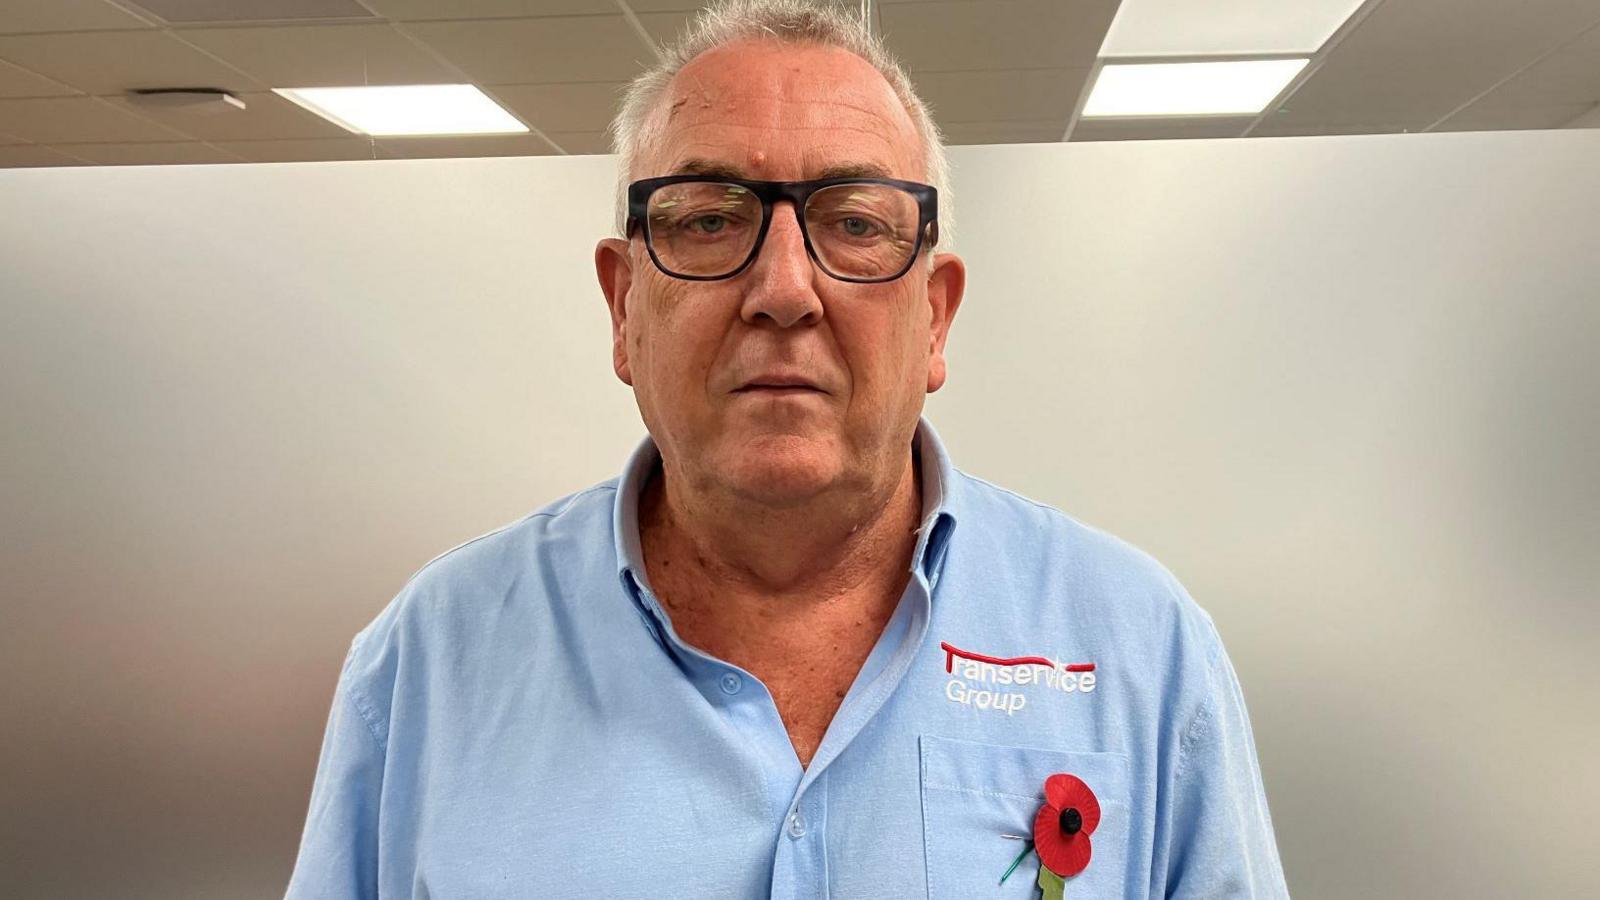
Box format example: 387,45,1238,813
719,672,743,695
786,809,807,839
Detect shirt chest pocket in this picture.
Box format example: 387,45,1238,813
919,734,1131,899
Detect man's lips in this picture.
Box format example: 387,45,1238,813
734,375,825,393
735,384,824,394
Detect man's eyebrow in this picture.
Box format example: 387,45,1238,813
669,158,896,180
815,162,894,180
672,158,746,179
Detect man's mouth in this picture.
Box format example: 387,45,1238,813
735,373,825,393
735,384,823,394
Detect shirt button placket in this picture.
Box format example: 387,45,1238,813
785,808,806,839
770,793,826,900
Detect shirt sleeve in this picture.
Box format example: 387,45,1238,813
1162,615,1290,899
283,643,385,900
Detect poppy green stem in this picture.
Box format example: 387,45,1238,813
998,839,1035,885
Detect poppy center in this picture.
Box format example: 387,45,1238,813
1058,806,1083,835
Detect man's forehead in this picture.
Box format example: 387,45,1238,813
665,156,896,181
638,39,921,182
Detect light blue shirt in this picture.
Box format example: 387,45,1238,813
285,417,1288,899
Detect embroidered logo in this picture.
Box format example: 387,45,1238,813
940,641,1096,716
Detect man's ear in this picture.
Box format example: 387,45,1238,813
594,237,636,386
924,251,966,393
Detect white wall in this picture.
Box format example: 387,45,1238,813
2,130,1596,898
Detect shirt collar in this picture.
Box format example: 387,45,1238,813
613,415,961,599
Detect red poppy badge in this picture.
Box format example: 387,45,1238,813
998,772,1100,898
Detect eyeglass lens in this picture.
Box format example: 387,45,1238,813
643,181,921,280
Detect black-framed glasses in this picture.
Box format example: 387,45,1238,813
625,175,939,283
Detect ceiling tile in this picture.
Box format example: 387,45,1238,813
614,11,688,51
363,1,618,18
209,136,406,161
1432,102,1598,132
544,129,609,154
1070,116,1255,142
0,57,78,99
0,30,262,95
404,16,657,83
178,23,459,87
127,0,378,25
881,0,1119,72
102,90,351,140
1561,103,1600,128
0,0,154,34
0,96,191,142
911,68,1085,124
1265,0,1600,131
940,119,1064,145
1248,118,1415,138
375,132,560,158
0,143,93,167
1451,21,1600,111
486,82,625,132
48,140,242,164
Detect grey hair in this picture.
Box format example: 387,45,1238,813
606,0,954,258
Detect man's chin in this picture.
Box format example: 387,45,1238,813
716,434,842,507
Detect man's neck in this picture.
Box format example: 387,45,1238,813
637,440,924,617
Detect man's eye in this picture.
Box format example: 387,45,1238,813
690,215,728,234
839,216,877,237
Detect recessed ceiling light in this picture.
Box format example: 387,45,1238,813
1101,0,1366,56
272,84,528,136
126,87,246,114
1083,59,1309,117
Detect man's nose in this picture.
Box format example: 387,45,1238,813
739,200,824,329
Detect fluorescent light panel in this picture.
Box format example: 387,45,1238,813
273,84,527,136
1083,59,1309,117
1101,0,1367,56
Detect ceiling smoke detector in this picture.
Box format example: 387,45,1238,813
125,88,247,115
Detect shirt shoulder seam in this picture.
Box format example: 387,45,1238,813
341,634,389,755
1175,690,1214,781
395,482,618,591
344,680,388,755
954,469,1143,551
954,469,1065,516
1172,605,1230,781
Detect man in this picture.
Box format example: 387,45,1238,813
285,2,1288,898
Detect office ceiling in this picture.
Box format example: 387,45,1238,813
0,0,1597,168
